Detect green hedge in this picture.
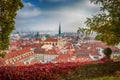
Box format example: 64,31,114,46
56,61,120,80
70,62,120,79
88,76,120,80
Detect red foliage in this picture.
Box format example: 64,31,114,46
0,61,101,80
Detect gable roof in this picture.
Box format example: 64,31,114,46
4,47,31,60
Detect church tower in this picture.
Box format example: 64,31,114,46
58,24,62,39
58,24,63,49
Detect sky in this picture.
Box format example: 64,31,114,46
15,0,100,32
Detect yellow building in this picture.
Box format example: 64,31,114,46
40,24,64,49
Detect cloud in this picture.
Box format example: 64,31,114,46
40,0,100,32
49,0,64,1
15,0,100,32
17,2,41,18
84,0,100,8
39,0,66,2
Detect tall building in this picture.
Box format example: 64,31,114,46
58,24,64,49
58,24,61,37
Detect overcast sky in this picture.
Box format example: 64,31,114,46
15,0,100,32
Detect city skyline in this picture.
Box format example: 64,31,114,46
15,0,100,32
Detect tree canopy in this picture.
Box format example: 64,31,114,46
77,27,92,37
0,0,23,57
85,0,120,45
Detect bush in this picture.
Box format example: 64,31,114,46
103,47,112,59
0,52,6,58
77,61,120,78
0,61,120,80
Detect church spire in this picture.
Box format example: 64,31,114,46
58,23,63,49
58,23,61,37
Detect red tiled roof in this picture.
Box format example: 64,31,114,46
74,41,120,56
53,54,70,62
4,47,31,60
39,38,58,42
34,48,45,54
0,58,4,66
15,62,24,66
45,49,58,54
74,56,92,62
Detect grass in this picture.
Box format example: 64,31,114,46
88,70,120,80
88,76,120,80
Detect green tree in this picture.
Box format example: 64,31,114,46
103,47,112,62
85,0,120,45
77,27,92,37
45,34,50,38
77,27,85,36
0,0,23,57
